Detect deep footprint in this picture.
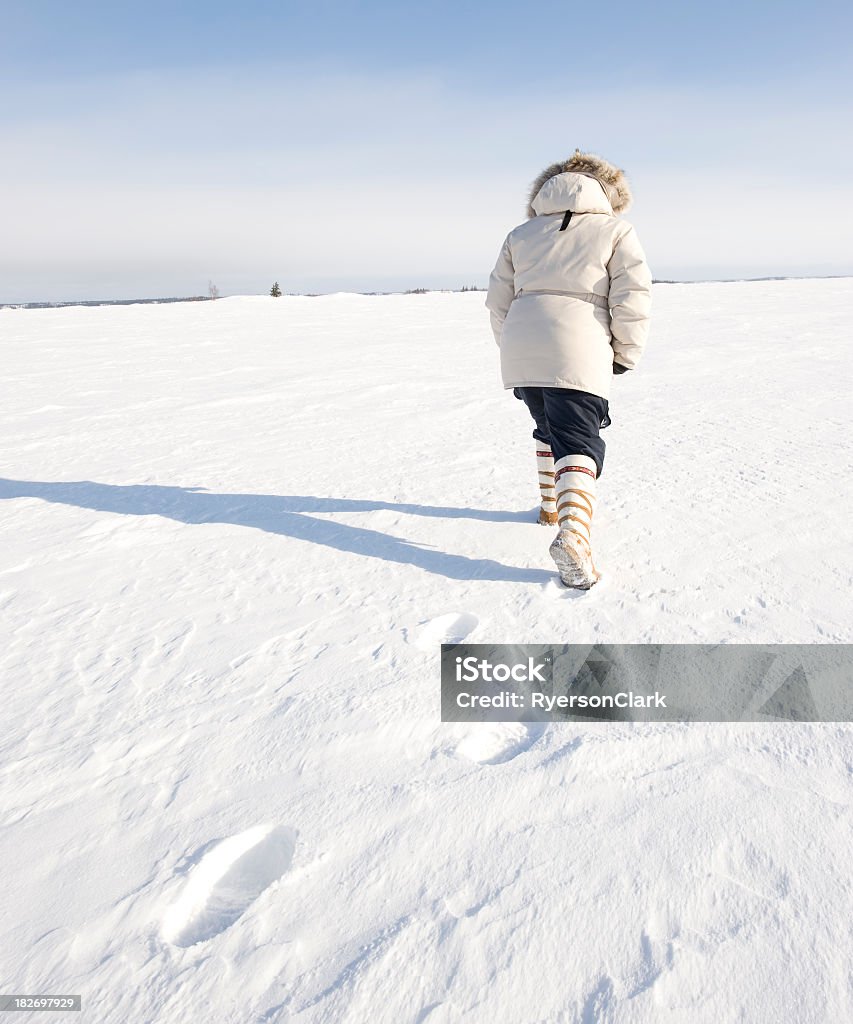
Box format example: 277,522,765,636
455,723,543,764
413,612,479,651
162,824,296,947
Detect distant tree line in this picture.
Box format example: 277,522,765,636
266,283,488,298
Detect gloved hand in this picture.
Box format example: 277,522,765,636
613,362,630,375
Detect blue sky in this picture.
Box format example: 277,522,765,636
2,1,852,300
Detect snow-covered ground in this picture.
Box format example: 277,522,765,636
1,280,852,1023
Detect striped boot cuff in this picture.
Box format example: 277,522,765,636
553,454,597,535
553,453,597,485
536,441,556,511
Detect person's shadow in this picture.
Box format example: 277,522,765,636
0,478,555,584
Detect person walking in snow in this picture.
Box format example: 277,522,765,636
486,149,652,589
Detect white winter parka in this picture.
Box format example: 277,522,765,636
485,166,652,400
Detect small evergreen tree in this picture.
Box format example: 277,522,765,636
270,281,282,297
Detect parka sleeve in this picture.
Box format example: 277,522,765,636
485,235,516,345
606,225,652,369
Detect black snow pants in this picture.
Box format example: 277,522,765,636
513,386,611,478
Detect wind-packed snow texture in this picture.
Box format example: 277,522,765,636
1,281,852,1023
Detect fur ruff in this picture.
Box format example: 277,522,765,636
526,149,633,218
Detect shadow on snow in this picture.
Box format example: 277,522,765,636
0,478,552,584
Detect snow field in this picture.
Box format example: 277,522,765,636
1,282,852,1022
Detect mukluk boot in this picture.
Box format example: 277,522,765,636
549,454,600,589
535,440,558,526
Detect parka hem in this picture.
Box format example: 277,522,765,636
505,379,610,401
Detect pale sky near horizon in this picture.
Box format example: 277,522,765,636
2,0,852,302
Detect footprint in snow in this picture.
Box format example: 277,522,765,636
412,612,478,651
455,723,542,765
161,824,296,947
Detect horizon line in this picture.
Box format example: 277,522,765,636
2,273,852,310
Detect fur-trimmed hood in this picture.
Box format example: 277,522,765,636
526,149,633,218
